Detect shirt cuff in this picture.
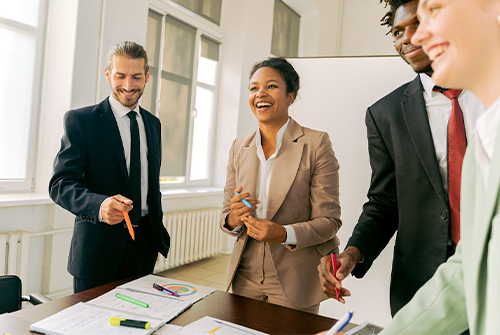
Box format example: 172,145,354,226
98,201,104,222
282,225,297,245
228,225,242,234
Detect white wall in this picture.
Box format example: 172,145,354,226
288,57,415,326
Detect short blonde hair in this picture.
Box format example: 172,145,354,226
106,41,149,74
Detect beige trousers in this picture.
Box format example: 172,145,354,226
231,238,320,314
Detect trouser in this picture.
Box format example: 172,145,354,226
231,238,319,314
73,216,157,293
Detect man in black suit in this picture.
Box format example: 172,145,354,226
317,0,483,315
49,41,170,293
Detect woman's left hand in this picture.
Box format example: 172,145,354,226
242,215,287,243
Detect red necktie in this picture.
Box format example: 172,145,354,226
436,88,466,247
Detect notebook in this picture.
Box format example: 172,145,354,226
30,275,216,335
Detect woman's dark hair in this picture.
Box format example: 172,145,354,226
249,57,300,97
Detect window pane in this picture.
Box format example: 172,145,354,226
190,87,214,180
159,77,191,177
197,37,219,86
0,0,40,27
143,10,162,113
271,0,300,57
0,28,36,179
162,16,196,79
141,67,157,113
172,0,222,25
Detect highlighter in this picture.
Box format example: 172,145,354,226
110,317,151,329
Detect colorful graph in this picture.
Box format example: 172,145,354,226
160,283,198,297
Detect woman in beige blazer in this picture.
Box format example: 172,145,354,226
220,57,342,313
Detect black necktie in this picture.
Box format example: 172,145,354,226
127,111,141,224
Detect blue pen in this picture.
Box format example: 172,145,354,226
325,310,354,335
235,191,252,209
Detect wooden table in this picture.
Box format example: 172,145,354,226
0,276,350,334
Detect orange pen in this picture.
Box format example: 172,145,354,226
123,211,135,241
331,253,340,299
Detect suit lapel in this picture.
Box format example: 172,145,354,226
401,76,448,205
473,131,500,271
266,119,304,220
237,134,259,197
99,98,130,189
140,108,157,178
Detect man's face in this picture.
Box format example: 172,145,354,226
412,0,498,93
105,56,149,109
392,0,433,74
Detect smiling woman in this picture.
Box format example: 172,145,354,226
220,57,342,313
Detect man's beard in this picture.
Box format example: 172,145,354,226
112,86,144,108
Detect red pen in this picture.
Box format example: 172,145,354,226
331,253,340,299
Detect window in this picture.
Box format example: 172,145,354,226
271,0,300,57
143,6,221,186
171,0,222,25
0,0,45,191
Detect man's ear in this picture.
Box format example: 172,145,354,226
145,68,150,83
105,66,111,82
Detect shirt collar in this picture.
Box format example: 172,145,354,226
255,117,291,157
419,73,437,98
108,94,140,118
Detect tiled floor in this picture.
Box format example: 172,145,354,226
157,253,231,291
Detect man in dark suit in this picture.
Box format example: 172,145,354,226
49,41,170,293
317,0,483,315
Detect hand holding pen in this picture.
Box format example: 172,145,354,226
226,186,259,229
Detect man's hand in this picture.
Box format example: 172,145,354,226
242,215,287,243
100,195,133,225
318,246,362,303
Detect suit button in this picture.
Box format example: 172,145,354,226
440,211,448,220
293,212,299,219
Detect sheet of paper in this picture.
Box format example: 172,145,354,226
118,274,216,305
177,316,267,335
345,321,383,335
88,287,190,323
152,323,182,335
29,302,161,335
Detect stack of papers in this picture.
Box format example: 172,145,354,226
29,275,216,335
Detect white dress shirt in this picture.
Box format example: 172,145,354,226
231,118,297,245
419,74,484,192
475,95,500,188
99,95,149,221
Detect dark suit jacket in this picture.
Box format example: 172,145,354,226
49,97,170,280
346,76,451,315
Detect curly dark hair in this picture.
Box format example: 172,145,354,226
249,57,300,98
380,0,414,29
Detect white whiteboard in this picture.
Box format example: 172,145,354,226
288,56,416,326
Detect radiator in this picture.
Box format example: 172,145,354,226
0,230,29,293
154,207,223,272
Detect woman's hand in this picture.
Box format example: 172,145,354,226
226,186,259,229
242,215,287,243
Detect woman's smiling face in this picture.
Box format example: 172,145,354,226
248,67,294,125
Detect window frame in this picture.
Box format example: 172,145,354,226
0,0,47,192
148,0,223,189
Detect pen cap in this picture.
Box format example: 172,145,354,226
110,317,125,326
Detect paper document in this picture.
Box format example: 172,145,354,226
29,302,162,335
178,316,268,335
118,274,216,305
345,321,383,335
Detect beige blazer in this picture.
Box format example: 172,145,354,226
220,117,342,308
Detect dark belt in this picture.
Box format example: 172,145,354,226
123,215,149,229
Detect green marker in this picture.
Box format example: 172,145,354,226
115,293,149,308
